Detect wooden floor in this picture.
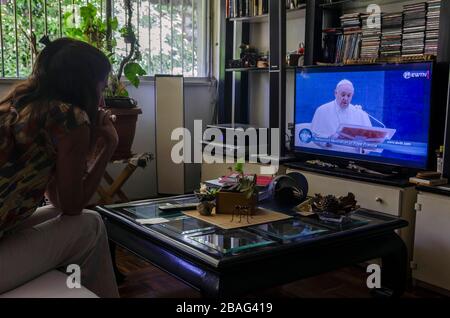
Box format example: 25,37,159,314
115,246,444,298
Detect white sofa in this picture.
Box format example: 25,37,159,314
0,270,98,298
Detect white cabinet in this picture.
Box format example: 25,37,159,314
286,168,418,261
413,192,450,292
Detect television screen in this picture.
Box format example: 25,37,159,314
294,62,433,169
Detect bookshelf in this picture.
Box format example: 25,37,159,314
218,0,290,156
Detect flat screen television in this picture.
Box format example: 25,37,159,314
294,62,434,170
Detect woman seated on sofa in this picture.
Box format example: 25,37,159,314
0,38,119,298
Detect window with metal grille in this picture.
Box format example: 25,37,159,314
0,0,208,78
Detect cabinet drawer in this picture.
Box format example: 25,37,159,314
287,169,402,216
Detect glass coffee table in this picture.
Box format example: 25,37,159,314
96,195,408,297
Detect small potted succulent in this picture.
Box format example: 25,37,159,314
195,184,220,216
215,163,258,215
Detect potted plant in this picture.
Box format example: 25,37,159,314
215,163,258,215
64,1,146,160
195,184,220,216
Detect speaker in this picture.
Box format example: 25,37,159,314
268,172,309,209
155,75,199,195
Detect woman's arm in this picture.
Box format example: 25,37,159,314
46,110,118,215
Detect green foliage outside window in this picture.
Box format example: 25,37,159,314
0,0,202,79
64,1,146,96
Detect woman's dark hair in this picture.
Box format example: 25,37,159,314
0,37,111,127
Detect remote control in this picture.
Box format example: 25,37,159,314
158,203,199,212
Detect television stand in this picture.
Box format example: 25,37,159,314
285,160,411,187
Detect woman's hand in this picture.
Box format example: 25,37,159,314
92,108,119,157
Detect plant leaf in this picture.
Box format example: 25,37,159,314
80,3,97,21
124,62,147,88
234,162,244,174
109,17,119,31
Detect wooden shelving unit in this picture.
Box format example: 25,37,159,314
219,0,288,156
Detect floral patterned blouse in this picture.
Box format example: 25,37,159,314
0,102,90,236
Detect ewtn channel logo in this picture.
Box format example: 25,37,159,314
403,71,431,80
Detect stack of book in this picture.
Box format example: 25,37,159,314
336,13,362,63
425,0,442,56
409,171,448,186
360,13,381,59
340,13,361,29
226,0,269,18
402,2,427,57
323,28,343,63
380,12,403,57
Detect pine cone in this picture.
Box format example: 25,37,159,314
312,193,359,216
338,193,358,213
322,195,341,213
313,194,340,213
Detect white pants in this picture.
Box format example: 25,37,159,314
0,205,119,298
